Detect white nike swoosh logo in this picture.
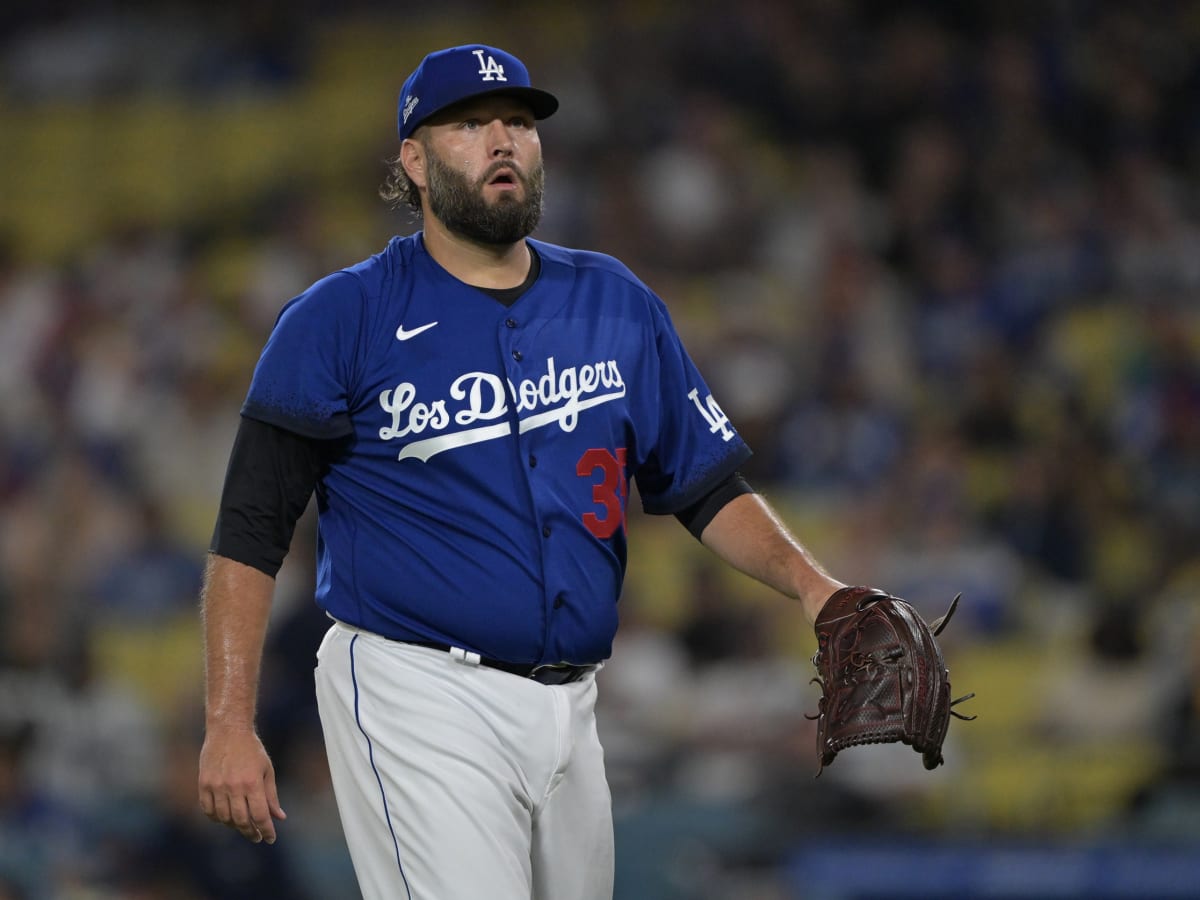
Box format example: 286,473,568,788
395,320,439,341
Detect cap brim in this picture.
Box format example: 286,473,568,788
412,86,559,135
483,86,559,120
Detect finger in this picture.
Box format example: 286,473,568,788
198,785,215,818
265,771,287,822
230,792,264,843
246,789,276,845
211,789,234,827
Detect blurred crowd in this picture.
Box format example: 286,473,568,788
1,2,1199,898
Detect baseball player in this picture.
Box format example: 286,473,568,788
197,44,846,900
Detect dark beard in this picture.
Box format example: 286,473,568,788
425,150,545,245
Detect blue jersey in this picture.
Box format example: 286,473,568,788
242,234,751,665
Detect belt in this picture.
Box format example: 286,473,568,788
408,640,595,686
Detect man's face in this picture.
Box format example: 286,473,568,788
418,97,545,245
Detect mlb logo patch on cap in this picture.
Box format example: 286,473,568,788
397,45,559,141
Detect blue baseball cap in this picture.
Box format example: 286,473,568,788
396,45,559,141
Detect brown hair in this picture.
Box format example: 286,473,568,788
379,150,422,212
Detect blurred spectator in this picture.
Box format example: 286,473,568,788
1037,598,1164,745
0,721,88,899
871,425,1025,635
91,495,204,621
1125,611,1200,841
22,625,163,823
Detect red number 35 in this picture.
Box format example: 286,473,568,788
576,447,627,538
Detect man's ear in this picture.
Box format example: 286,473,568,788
401,138,427,190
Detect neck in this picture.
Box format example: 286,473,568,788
421,216,531,289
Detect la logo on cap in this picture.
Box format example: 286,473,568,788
472,49,507,82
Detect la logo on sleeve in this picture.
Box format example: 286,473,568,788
688,389,735,442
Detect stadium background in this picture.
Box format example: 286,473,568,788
0,1,1198,897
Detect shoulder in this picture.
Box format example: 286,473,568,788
338,234,419,294
530,239,654,296
280,235,415,318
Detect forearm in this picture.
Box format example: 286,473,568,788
201,553,276,733
699,492,843,622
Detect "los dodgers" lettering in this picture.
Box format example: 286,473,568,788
378,357,626,461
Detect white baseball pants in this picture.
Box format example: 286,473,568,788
314,621,614,900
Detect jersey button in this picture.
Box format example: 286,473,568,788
529,454,538,468
512,350,523,361
554,595,566,609
542,525,552,538
505,318,517,328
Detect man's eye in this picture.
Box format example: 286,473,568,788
461,119,480,130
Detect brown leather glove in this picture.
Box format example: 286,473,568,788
809,586,975,773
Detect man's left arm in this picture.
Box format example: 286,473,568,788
698,493,845,623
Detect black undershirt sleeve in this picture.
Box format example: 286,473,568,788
209,416,334,577
673,471,756,540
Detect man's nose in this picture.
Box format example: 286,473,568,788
487,119,514,156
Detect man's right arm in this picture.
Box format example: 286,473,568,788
198,553,287,843
196,416,329,843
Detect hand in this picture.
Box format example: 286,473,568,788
198,727,287,844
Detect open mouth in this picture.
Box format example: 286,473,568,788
487,168,518,187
